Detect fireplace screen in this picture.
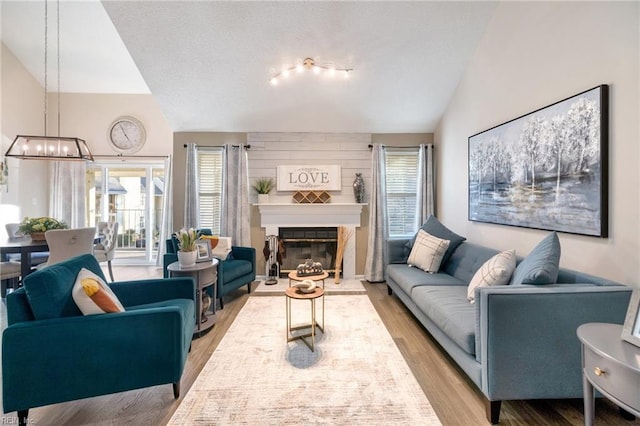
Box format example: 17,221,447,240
278,227,338,276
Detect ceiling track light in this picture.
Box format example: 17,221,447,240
270,57,353,86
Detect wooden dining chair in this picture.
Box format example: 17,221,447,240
39,228,96,268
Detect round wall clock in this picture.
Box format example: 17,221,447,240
108,116,146,154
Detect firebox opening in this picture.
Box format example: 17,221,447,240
278,227,339,277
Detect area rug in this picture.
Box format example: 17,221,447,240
253,277,366,294
168,295,441,425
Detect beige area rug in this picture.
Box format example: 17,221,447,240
169,295,441,425
254,277,366,294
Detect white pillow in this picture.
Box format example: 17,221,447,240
407,230,450,274
467,250,516,303
72,268,125,315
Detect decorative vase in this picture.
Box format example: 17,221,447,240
30,232,46,242
201,292,212,322
353,173,365,203
258,194,269,204
177,250,197,267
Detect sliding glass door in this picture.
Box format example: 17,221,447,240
86,161,166,264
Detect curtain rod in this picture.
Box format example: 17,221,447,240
92,154,169,159
183,144,251,149
368,144,433,149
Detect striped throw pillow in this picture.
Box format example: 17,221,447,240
467,250,516,303
407,230,450,274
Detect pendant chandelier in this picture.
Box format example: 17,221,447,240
4,0,93,161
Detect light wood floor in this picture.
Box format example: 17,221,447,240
1,265,638,425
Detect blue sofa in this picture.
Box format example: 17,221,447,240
163,231,256,309
386,238,632,424
2,254,195,425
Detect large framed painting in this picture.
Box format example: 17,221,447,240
468,85,609,237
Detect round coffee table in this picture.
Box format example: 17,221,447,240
285,285,325,352
287,271,329,288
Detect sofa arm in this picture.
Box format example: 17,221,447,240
110,277,195,307
386,239,410,264
477,285,632,401
2,306,191,412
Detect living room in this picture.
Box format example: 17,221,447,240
1,1,639,425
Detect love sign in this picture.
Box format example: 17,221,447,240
277,165,341,191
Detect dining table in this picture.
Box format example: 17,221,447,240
0,238,50,279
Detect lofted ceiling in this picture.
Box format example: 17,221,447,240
2,1,498,133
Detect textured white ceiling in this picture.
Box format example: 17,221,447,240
3,1,498,133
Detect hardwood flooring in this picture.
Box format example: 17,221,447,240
1,266,638,425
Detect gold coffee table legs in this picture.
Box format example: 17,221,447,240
285,286,325,352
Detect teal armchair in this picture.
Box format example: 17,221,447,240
2,254,195,426
163,229,256,309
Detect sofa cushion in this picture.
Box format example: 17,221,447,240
467,250,516,303
222,259,253,282
511,232,561,285
443,242,501,283
72,268,125,315
412,285,476,356
407,230,450,273
406,215,466,269
387,263,466,295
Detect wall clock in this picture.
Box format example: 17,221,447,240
108,116,146,154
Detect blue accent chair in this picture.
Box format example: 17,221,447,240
163,229,256,309
2,254,195,425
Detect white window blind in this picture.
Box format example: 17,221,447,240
197,147,223,234
385,149,419,238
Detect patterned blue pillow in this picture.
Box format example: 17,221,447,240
510,232,561,285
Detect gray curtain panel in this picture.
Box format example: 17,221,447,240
221,144,250,246
416,144,436,227
184,143,200,229
156,155,173,266
49,160,86,228
364,144,388,282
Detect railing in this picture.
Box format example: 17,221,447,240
95,208,162,251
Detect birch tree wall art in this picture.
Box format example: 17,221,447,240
468,85,608,237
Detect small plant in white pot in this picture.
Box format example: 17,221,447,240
253,177,275,204
176,227,199,267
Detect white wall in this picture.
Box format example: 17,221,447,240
436,2,640,286
1,43,49,222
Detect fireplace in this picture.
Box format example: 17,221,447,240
257,203,364,280
279,227,338,276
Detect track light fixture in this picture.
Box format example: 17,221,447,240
269,57,353,86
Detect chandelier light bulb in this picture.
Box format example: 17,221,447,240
313,66,321,75
328,66,336,77
270,77,278,86
296,63,304,73
282,69,290,78
343,71,350,79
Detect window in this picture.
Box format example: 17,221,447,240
197,148,223,234
385,149,419,238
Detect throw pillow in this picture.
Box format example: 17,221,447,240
510,232,561,285
405,215,466,269
72,268,125,315
407,230,450,274
467,250,516,303
200,235,233,259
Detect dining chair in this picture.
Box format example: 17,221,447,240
1,261,21,297
93,221,119,281
39,228,96,268
4,223,50,267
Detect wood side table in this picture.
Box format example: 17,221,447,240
167,259,219,338
577,322,640,426
285,286,325,352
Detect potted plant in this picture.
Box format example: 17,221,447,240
176,227,199,267
18,217,68,241
253,177,275,204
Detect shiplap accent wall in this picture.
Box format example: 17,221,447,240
247,132,372,204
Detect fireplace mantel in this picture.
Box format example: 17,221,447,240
256,203,365,279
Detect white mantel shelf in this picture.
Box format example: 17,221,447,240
256,203,365,280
